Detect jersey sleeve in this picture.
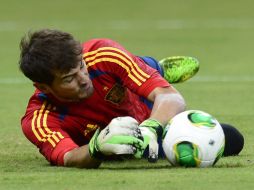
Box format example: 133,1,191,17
21,100,78,166
83,38,170,98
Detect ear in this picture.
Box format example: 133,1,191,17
33,82,51,93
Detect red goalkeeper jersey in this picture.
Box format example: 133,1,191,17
21,39,170,166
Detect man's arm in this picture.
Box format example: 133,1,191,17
63,117,144,168
139,86,185,162
147,86,186,126
64,145,101,168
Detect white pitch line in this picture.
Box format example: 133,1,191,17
0,21,17,31
189,76,254,82
0,19,254,32
0,76,254,84
110,19,254,30
0,78,30,84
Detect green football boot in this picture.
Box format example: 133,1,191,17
159,56,199,83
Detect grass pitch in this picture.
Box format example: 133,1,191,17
1,0,254,189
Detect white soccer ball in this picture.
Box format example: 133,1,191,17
162,110,225,167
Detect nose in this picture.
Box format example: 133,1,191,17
77,70,89,85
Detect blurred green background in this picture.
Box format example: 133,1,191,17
0,0,254,189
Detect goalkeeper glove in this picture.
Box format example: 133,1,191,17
89,116,144,159
139,118,163,162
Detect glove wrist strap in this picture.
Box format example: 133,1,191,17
140,118,163,137
88,129,105,160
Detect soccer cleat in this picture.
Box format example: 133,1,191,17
159,56,199,83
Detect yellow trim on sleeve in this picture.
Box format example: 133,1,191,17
86,51,148,82
31,102,64,148
43,105,64,142
87,57,142,86
32,110,45,142
57,132,65,139
84,46,150,78
43,110,59,144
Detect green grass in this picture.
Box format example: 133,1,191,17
1,0,254,189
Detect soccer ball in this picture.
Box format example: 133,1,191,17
162,110,225,167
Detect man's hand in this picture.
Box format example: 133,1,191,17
89,116,144,159
139,118,163,163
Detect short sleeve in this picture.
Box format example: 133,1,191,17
83,38,170,98
21,102,78,166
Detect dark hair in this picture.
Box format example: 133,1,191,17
19,29,82,85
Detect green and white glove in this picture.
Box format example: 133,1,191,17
89,116,144,159
139,118,163,162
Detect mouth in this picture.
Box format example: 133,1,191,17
81,82,91,92
79,81,94,97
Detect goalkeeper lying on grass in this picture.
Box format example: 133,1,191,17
19,29,244,168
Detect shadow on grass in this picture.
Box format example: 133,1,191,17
4,156,251,172
100,164,172,170
100,164,247,170
98,157,252,170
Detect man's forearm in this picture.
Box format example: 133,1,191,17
150,92,185,126
63,145,101,168
139,86,185,162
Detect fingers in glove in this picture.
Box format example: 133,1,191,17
147,138,159,163
139,127,159,162
109,126,143,141
100,144,137,155
109,116,139,130
105,135,144,150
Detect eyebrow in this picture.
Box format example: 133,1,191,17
60,60,83,80
61,72,76,80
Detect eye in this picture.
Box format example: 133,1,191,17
63,76,74,83
80,60,84,69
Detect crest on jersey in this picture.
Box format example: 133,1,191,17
105,83,126,105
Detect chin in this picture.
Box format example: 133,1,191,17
80,87,94,99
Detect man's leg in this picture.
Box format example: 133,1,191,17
139,56,244,157
221,123,244,156
159,56,199,83
139,56,165,76
155,123,244,158
139,56,199,83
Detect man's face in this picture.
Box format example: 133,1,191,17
45,60,94,102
